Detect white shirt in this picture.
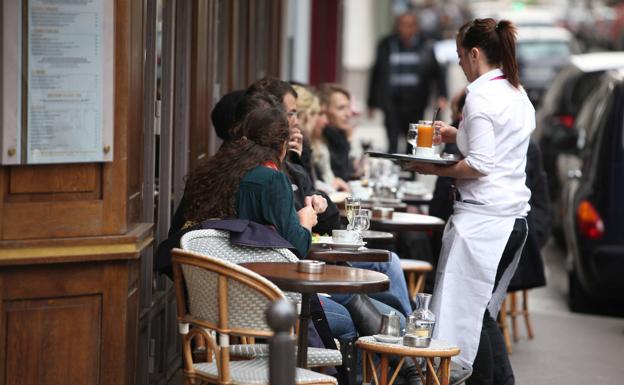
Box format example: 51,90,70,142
456,68,534,216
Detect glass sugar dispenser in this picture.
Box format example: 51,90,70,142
404,293,436,348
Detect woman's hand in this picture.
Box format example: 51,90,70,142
433,121,457,144
297,203,318,230
332,177,350,192
402,161,443,175
288,127,303,156
304,194,328,214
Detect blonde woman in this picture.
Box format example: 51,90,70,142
292,84,349,193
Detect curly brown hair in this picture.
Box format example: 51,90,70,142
184,105,290,222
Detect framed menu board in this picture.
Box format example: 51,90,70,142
0,0,114,165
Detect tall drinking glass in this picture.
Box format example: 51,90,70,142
352,209,371,242
344,197,361,230
407,123,418,155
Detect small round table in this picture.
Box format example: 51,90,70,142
308,248,391,263
360,230,394,243
401,193,433,206
240,262,390,369
356,336,460,385
370,212,445,232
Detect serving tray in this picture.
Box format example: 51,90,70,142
367,151,460,165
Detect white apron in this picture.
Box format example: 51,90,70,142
430,201,527,368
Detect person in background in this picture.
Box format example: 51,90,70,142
405,18,534,385
292,84,350,193
318,83,355,182
368,11,448,154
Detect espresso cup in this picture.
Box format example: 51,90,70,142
332,229,359,243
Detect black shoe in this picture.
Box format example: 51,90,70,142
450,362,472,385
344,294,384,336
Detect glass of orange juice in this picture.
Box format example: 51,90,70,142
414,120,435,157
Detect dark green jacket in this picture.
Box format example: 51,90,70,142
235,165,311,257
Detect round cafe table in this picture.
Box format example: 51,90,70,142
360,230,394,243
370,212,445,232
401,193,433,206
307,248,392,263
240,262,390,369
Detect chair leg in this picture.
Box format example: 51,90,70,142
510,291,519,342
498,297,512,354
415,273,426,295
380,355,390,385
407,272,416,299
523,289,534,339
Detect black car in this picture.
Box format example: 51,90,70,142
561,69,624,314
534,52,624,245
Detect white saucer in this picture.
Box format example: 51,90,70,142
373,334,402,344
312,237,367,250
330,241,367,250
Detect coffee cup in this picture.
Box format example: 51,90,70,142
332,229,359,243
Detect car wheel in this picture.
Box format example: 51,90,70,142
568,270,594,313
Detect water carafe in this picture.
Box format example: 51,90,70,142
406,293,436,342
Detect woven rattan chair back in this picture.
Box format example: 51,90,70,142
180,229,301,304
172,248,286,336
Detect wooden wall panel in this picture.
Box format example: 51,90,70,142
189,0,212,171
4,295,101,385
126,0,146,226
9,164,98,195
2,200,105,240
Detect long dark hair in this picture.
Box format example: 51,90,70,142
457,18,520,88
184,105,290,222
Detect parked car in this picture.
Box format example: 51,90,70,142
533,52,624,245
561,69,624,314
516,26,577,105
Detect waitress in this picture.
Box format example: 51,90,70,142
406,19,532,385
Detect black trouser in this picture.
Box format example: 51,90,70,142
467,218,527,385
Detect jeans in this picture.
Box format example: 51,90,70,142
319,295,406,339
352,252,413,316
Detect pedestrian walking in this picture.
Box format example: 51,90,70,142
368,11,447,154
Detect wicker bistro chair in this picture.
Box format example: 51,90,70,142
180,229,343,369
172,248,337,385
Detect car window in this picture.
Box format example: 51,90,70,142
576,81,611,151
517,41,570,62
539,66,577,114
567,72,603,114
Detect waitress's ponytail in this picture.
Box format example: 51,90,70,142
457,18,521,89
495,20,520,89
